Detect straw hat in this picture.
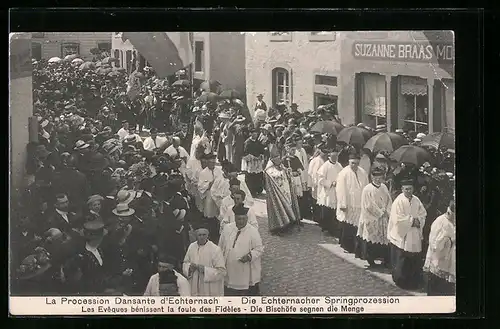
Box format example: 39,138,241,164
83,220,108,239
112,203,136,217
74,140,90,151
116,190,135,204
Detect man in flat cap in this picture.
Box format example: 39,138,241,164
182,223,226,296
336,152,369,253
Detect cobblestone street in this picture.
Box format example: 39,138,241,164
251,195,414,296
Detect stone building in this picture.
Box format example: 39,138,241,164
30,32,112,61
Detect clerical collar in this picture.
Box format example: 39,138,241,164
372,183,381,188
329,160,337,165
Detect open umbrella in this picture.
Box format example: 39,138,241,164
48,57,62,63
172,79,190,87
101,57,119,65
363,132,408,153
421,132,455,150
71,58,84,64
79,62,95,71
309,120,344,135
197,92,220,103
64,54,78,62
390,145,432,167
219,89,241,100
200,80,221,92
337,126,370,147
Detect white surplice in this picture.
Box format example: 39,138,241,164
335,166,369,226
218,222,263,290
307,155,325,200
185,157,203,212
295,147,309,191
316,160,343,209
211,174,230,209
143,136,166,151
190,134,202,158
198,167,223,218
388,193,427,253
143,271,191,296
356,183,392,245
219,199,259,234
218,193,254,223
182,241,226,296
423,212,456,283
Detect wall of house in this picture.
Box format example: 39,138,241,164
245,32,342,113
209,32,247,102
10,33,33,205
32,32,111,60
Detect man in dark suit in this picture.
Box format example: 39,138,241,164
254,94,267,112
46,194,82,238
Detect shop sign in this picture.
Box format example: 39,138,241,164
352,41,454,64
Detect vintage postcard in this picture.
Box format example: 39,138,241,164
9,31,455,315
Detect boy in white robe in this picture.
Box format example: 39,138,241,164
219,205,263,296
336,153,369,253
144,254,191,296
388,178,427,290
317,148,343,237
220,190,259,235
183,226,226,296
218,178,243,223
198,154,223,243
307,144,328,223
356,167,392,267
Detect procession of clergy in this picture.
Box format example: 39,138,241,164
13,90,455,298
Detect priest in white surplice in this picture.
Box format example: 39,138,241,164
185,143,205,212
317,148,343,237
308,143,328,223
336,152,369,253
355,167,392,267
388,178,427,290
183,225,226,296
220,190,259,235
198,154,223,243
219,204,263,296
295,138,311,219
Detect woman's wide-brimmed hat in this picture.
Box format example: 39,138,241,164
74,140,90,151
83,220,108,239
112,203,136,217
16,254,52,281
115,190,135,204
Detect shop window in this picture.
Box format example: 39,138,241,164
31,42,42,61
309,31,336,42
269,32,292,42
272,67,291,106
61,42,80,57
113,49,120,67
314,93,338,114
194,41,205,73
400,76,429,133
359,73,387,129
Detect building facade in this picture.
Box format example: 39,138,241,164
111,32,247,100
31,32,112,61
340,31,454,133
245,32,342,115
245,31,454,133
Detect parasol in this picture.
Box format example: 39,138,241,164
101,57,119,65
172,79,190,87
363,132,408,153
79,62,96,71
390,145,432,167
420,132,455,150
71,58,84,64
219,89,241,100
48,57,62,63
336,126,369,147
309,120,344,135
64,54,78,62
197,92,220,103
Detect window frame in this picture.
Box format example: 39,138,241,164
403,94,429,131
31,42,42,61
60,42,80,58
194,40,205,73
313,93,338,113
309,32,336,42
269,32,292,42
272,67,291,106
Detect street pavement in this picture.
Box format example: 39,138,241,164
251,193,420,296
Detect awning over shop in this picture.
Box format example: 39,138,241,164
400,76,427,96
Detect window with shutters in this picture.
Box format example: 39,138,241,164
272,68,291,106
61,42,80,57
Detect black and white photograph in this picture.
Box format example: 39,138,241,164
9,30,455,312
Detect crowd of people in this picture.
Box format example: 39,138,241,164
11,55,455,297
